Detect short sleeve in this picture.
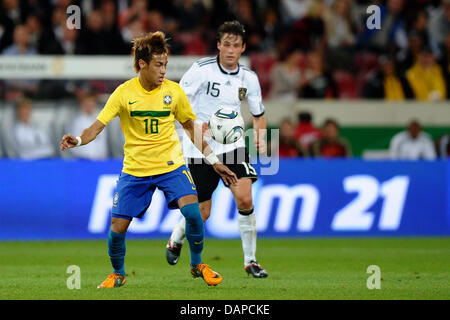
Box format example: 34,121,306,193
246,71,265,117
179,63,202,103
97,85,123,126
174,85,197,124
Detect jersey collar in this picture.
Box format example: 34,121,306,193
136,77,162,94
216,55,240,75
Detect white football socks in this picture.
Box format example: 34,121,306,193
238,212,257,266
170,217,186,246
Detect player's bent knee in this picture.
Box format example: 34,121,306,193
178,194,199,208
236,195,253,210
111,217,131,234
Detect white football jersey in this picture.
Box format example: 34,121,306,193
177,56,265,158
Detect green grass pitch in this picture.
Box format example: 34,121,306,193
0,238,449,300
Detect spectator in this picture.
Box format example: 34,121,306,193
396,29,423,75
12,99,54,159
2,24,36,55
389,120,436,160
299,50,338,98
269,48,303,102
99,0,129,55
118,0,148,29
174,0,207,32
436,133,450,158
276,119,308,158
285,1,327,52
325,0,356,49
25,14,42,51
66,92,109,160
408,11,438,55
294,112,322,150
260,7,283,52
311,119,351,158
438,32,450,98
2,24,38,100
324,0,356,70
77,10,120,55
233,0,264,53
362,55,413,101
406,45,447,101
1,0,27,26
39,21,81,55
428,0,450,48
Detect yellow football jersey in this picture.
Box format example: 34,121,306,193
97,77,196,177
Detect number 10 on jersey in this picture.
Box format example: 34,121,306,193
144,119,159,134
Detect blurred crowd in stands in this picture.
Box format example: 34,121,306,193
274,111,449,159
0,0,449,160
0,0,449,101
1,96,447,160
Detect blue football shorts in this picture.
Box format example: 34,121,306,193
111,165,197,221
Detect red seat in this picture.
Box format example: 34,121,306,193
354,52,379,73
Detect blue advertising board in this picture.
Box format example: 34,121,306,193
0,159,448,240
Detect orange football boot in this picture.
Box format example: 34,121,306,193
97,273,126,288
190,263,223,286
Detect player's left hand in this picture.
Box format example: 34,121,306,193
213,163,238,186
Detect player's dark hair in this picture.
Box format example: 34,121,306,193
131,31,170,73
216,20,246,44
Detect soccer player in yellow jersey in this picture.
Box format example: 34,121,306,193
60,31,237,288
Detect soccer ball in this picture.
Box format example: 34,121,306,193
208,108,245,144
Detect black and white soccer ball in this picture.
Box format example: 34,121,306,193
208,108,245,144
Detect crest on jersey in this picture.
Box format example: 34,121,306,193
164,95,172,105
238,87,247,101
113,192,119,204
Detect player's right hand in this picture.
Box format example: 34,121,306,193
213,163,238,186
60,134,78,151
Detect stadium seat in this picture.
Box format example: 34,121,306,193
333,71,358,99
354,52,379,73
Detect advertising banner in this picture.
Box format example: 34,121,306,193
0,159,448,240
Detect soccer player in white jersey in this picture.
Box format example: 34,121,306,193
166,21,268,278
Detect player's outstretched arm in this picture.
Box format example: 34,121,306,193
253,115,267,153
60,120,105,151
181,119,238,186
